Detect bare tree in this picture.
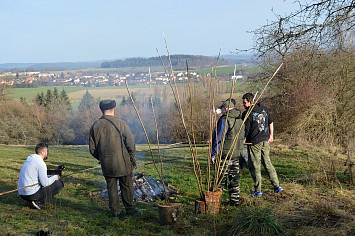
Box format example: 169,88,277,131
247,0,355,184
252,0,354,60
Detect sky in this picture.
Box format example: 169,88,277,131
0,0,299,64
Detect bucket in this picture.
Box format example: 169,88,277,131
194,198,206,214
158,203,183,225
205,188,223,215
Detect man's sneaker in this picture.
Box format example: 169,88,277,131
25,200,43,210
274,186,284,194
252,191,262,196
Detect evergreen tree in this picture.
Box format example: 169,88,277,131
45,89,53,107
53,87,59,99
78,91,97,112
20,96,27,103
70,90,101,144
121,96,127,106
60,89,71,107
35,92,44,106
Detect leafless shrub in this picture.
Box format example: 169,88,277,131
0,100,47,144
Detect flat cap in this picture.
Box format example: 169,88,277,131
99,99,116,111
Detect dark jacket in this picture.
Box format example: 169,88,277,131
89,115,136,177
212,108,245,159
242,103,273,145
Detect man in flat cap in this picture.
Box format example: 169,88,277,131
211,98,244,206
89,99,137,218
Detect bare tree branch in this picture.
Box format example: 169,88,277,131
250,0,354,59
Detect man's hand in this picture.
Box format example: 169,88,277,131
268,135,274,143
131,158,137,169
57,175,60,180
57,165,65,176
268,122,274,144
211,157,215,164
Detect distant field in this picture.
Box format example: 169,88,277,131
8,80,249,110
9,86,87,101
8,85,176,109
192,66,263,74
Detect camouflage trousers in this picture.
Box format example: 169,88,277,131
247,141,279,192
214,159,240,205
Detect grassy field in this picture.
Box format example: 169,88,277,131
8,81,248,110
8,85,168,109
0,143,354,235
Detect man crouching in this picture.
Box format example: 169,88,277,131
17,143,64,210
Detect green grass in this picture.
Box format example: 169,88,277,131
228,206,283,235
0,144,354,235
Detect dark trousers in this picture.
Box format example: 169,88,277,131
20,180,64,203
105,175,135,215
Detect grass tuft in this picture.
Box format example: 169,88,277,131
228,206,283,236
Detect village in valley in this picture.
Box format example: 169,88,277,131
0,55,252,87
0,70,205,87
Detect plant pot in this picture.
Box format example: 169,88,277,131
158,203,183,225
205,188,223,215
195,198,206,214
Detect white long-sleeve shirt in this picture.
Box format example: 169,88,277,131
17,154,57,196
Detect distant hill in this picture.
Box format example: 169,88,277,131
220,54,254,64
0,61,104,72
101,54,252,70
0,54,253,72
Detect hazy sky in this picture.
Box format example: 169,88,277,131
0,0,299,63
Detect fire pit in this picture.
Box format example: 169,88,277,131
100,172,177,202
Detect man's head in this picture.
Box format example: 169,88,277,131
99,99,116,115
242,93,254,109
35,143,49,160
219,98,236,113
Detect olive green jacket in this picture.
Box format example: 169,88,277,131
221,108,245,158
89,115,136,177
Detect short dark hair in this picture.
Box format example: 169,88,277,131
35,143,48,154
242,93,254,102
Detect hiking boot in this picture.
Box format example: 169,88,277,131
274,186,284,194
26,200,43,210
251,191,262,196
